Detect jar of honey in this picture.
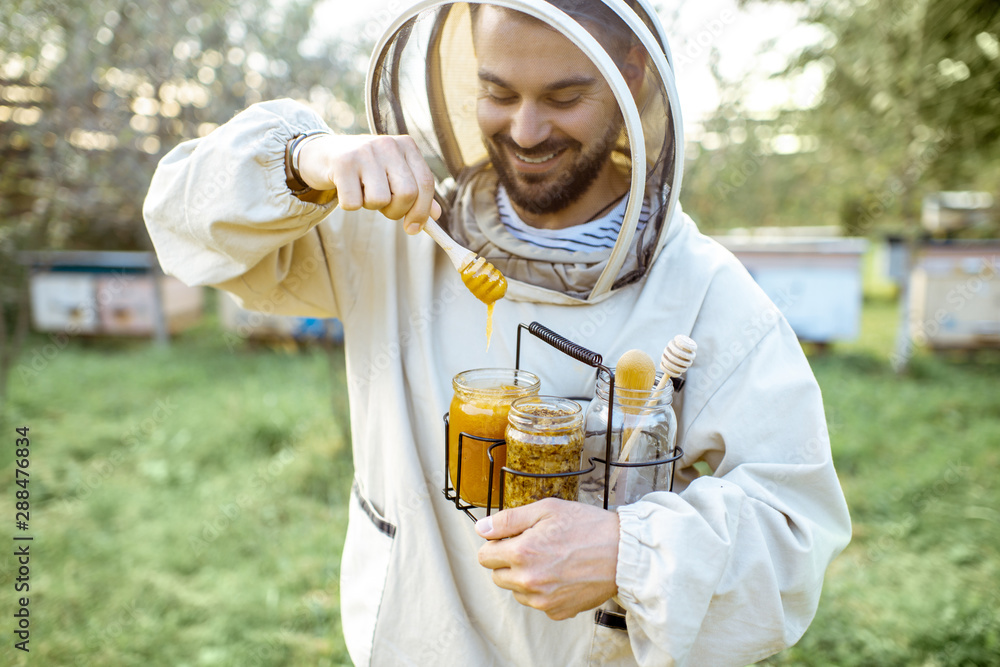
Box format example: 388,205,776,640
449,369,540,507
504,396,585,509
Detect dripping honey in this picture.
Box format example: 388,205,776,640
460,261,507,349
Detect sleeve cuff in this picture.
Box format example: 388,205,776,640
615,502,653,607
252,99,340,211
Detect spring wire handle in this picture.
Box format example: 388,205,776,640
521,322,604,369
516,321,617,510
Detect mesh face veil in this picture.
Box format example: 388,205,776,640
367,0,684,303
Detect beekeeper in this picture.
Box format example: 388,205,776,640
143,0,851,664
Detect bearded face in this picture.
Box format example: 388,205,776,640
484,115,623,215
474,6,632,227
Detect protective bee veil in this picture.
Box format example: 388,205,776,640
367,0,684,303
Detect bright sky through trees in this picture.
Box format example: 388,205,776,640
311,0,825,140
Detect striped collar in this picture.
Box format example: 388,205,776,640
496,184,647,252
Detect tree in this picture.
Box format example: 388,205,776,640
680,0,1000,236
0,0,367,404
779,0,1000,233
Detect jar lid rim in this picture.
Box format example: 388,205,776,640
452,367,541,393
510,394,582,414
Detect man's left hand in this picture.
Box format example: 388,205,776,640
476,497,620,620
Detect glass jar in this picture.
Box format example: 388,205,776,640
449,368,540,507
580,368,677,508
503,396,585,509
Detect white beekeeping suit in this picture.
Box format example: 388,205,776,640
143,1,851,665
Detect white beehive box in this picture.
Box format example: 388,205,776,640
29,272,101,333
714,236,869,343
908,242,1000,349
24,251,204,339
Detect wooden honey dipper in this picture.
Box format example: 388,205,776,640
421,219,507,304
421,219,506,348
609,335,697,491
614,349,656,411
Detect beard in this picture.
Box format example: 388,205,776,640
484,117,624,216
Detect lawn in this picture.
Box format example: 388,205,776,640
1,293,998,666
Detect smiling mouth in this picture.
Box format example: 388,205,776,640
515,151,559,164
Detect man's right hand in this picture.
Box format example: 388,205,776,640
296,134,442,234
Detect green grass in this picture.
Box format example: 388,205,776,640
768,297,1000,666
1,295,999,666
0,312,354,666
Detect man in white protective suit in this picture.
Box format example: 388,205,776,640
143,0,851,664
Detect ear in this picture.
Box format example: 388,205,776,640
621,45,648,99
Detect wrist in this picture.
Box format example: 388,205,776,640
285,129,331,196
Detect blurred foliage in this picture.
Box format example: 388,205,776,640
0,0,366,403
0,0,364,252
682,0,1000,235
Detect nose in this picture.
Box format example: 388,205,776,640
508,101,551,149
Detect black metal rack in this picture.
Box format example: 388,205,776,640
443,321,684,521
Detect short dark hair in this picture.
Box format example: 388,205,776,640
469,0,638,66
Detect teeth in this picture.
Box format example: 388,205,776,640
516,152,557,164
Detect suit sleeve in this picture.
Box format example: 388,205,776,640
142,98,365,319
614,319,852,666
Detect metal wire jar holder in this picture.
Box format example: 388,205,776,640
443,321,685,521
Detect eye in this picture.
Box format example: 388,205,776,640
481,84,517,105
547,95,581,108
489,92,517,104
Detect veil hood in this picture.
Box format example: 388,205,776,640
366,0,684,304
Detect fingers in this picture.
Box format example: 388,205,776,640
477,534,519,570
400,138,438,233
476,499,564,569
372,138,412,218
493,565,578,621
476,498,555,541
476,500,621,621
358,145,393,213
319,135,437,229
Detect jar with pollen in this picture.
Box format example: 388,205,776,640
503,396,585,509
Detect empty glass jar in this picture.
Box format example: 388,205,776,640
579,368,678,508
